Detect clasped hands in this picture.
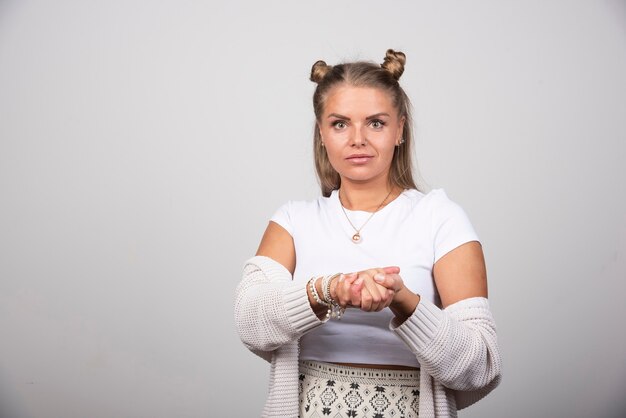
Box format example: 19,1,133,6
330,266,405,312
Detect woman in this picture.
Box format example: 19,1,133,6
235,49,502,418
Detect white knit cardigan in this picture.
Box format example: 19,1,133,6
234,256,502,418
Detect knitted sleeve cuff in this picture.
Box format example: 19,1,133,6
282,281,326,334
390,298,445,352
246,255,325,335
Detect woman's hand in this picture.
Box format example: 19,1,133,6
372,269,421,323
331,266,402,312
355,267,398,312
330,273,363,309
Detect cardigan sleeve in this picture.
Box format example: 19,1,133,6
391,297,502,410
234,256,324,361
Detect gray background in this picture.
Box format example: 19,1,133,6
1,0,625,417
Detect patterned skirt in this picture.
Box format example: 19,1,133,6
298,360,420,418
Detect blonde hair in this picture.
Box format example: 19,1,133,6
310,49,419,197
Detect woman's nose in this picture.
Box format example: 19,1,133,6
350,128,367,147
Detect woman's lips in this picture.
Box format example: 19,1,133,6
346,155,373,164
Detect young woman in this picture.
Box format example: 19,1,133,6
235,49,502,418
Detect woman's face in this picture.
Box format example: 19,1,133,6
318,85,404,186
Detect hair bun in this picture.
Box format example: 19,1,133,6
310,60,333,83
381,49,406,80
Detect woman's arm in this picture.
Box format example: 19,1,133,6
375,242,501,394
235,222,362,356
433,241,488,308
257,221,366,318
256,221,296,275
388,241,488,322
235,222,321,355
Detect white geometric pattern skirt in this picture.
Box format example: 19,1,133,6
298,360,420,417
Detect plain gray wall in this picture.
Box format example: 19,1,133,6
1,1,625,417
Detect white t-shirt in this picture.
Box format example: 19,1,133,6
270,188,479,368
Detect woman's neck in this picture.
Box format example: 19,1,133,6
338,178,403,212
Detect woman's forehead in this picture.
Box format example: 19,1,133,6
324,85,395,116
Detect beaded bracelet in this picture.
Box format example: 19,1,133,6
308,276,345,320
321,273,345,320
308,276,334,320
308,277,329,307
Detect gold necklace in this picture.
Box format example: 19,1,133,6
338,188,394,243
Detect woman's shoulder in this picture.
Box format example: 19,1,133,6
399,188,455,210
270,193,334,227
270,194,333,236
275,192,334,213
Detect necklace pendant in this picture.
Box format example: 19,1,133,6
352,233,361,243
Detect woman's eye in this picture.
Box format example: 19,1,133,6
332,121,347,129
369,120,385,129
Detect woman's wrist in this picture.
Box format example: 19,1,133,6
307,275,345,320
307,277,329,319
329,274,340,301
389,285,420,324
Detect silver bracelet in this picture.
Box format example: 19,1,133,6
309,276,344,320
322,273,341,305
323,273,345,320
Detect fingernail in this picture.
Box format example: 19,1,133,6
339,274,345,282
354,277,363,285
374,273,385,282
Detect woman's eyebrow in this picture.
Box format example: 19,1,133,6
327,112,390,120
327,113,350,120
366,113,390,120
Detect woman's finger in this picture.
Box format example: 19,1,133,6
360,286,374,311
382,266,400,274
351,276,364,307
335,273,357,308
374,273,404,293
360,270,385,311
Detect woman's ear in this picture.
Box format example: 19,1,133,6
397,116,406,145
